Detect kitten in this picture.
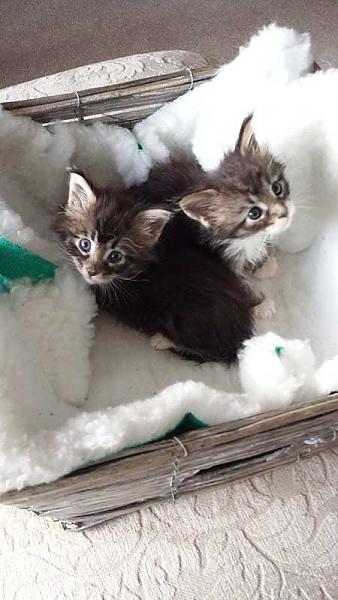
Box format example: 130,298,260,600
55,172,257,363
143,115,293,277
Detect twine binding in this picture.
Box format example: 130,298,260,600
74,91,84,122
184,67,194,91
170,436,188,502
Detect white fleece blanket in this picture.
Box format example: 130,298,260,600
2,24,338,495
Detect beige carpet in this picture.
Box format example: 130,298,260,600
1,450,338,599
1,0,338,88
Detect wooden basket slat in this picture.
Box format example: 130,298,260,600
2,66,218,125
56,104,165,128
56,392,338,472
4,394,338,504
48,430,338,531
3,67,216,108
0,397,326,501
3,396,338,529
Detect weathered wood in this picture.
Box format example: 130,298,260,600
3,395,338,530
1,66,218,125
64,438,336,531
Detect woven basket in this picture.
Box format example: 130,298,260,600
2,62,337,532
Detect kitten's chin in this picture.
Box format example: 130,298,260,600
82,273,114,285
268,219,289,235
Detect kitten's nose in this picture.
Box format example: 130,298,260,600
271,205,288,220
87,268,98,278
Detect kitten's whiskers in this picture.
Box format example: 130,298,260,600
59,246,77,268
114,279,135,304
107,281,121,308
294,203,317,211
119,270,149,283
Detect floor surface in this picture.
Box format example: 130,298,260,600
1,0,338,88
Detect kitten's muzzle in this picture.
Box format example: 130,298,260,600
270,203,288,220
84,268,112,284
268,199,294,233
87,268,98,278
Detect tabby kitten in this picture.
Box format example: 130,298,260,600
143,115,293,277
55,172,256,363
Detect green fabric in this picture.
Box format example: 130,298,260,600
164,412,207,438
0,236,56,291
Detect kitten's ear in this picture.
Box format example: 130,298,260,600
179,189,223,228
235,114,260,156
66,171,96,214
133,208,171,245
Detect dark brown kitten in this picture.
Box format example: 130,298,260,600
55,171,171,285
55,173,256,363
144,116,293,272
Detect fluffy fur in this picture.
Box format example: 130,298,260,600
98,217,257,363
246,68,338,253
55,174,256,363
65,121,152,188
144,116,292,272
0,110,97,412
192,24,313,171
134,24,315,255
184,124,291,272
5,269,96,409
0,108,153,259
134,24,313,166
1,116,338,492
2,329,338,494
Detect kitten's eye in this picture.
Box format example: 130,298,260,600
272,181,283,197
247,206,263,220
108,250,123,264
78,238,91,253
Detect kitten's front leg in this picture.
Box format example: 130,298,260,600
253,297,276,320
253,255,278,280
150,333,176,351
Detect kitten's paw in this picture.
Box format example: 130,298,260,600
150,333,174,351
254,298,276,320
254,255,278,280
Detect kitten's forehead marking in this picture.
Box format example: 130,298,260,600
248,194,264,205
75,227,123,265
249,200,267,211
